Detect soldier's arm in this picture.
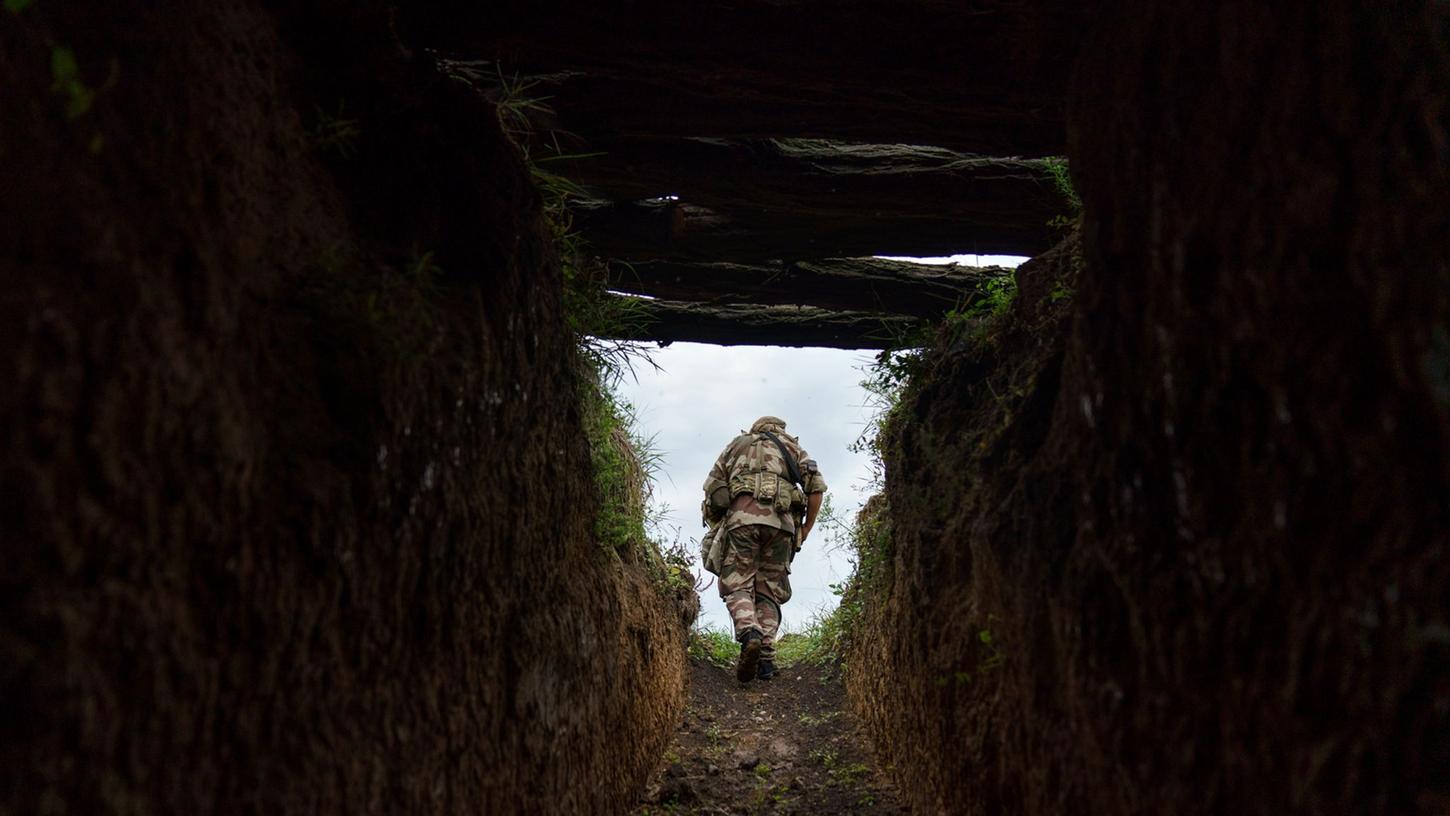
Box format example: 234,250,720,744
801,491,825,542
795,443,828,542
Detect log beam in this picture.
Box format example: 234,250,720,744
607,258,1013,318
601,297,923,349
556,138,1068,232
573,198,1053,261
419,1,1089,155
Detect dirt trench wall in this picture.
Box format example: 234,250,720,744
849,3,1450,815
0,4,687,813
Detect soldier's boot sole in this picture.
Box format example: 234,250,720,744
736,639,762,683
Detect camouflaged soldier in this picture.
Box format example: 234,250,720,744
702,416,827,682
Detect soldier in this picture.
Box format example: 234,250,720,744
702,416,827,682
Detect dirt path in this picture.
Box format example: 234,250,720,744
633,658,910,815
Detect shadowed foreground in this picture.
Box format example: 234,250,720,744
634,658,907,815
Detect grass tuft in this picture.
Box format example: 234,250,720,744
577,365,695,600
1042,156,1082,213
1042,156,1082,232
311,101,361,159
688,624,739,667
467,61,658,387
454,60,691,601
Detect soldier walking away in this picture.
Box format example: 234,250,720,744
701,416,827,683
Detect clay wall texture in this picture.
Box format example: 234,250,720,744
1,3,688,813
849,3,1449,814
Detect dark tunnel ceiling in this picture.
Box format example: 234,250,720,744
416,1,1089,348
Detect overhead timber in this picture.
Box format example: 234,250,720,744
418,0,1087,346
555,139,1068,244
418,1,1087,155
605,297,923,350
574,199,1055,262
606,258,1014,318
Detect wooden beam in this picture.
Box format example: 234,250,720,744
607,258,1013,318
555,139,1068,233
600,297,923,349
573,198,1054,261
419,1,1089,155
491,73,1063,158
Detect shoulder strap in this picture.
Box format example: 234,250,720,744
759,430,803,488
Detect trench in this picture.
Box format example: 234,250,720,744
3,3,1449,816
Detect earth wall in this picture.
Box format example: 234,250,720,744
848,4,1450,813
1,3,690,813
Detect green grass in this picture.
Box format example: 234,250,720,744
809,747,840,769
1042,156,1082,232
688,623,739,667
311,102,361,159
476,65,680,579
797,710,842,727
774,604,854,668
774,496,895,673
852,265,1019,488
580,378,647,554
936,270,1019,349
577,367,696,602
476,62,657,388
50,47,95,120
1042,156,1081,213
832,762,870,784
967,272,1018,321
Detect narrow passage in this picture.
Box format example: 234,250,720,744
633,658,908,815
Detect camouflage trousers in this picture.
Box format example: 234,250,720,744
718,524,794,660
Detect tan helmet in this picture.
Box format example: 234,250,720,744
750,415,787,433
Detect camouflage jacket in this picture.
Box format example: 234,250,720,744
703,420,827,533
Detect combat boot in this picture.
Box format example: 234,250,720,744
756,658,777,680
736,629,763,683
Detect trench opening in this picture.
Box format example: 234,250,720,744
605,250,1036,811
5,4,1447,816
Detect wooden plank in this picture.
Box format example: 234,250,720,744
420,1,1087,154
573,198,1054,261
606,257,1013,318
555,138,1068,233
599,297,925,349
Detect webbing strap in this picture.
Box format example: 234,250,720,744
759,430,803,489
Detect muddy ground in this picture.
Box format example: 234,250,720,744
634,659,909,815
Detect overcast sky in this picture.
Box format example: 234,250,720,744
615,254,1026,634
617,342,880,633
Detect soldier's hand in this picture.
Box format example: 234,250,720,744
800,523,813,543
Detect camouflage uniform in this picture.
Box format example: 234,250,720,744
703,416,828,663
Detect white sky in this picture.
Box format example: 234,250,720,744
617,342,879,633
615,254,1026,634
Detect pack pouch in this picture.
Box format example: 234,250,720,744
729,470,783,504
771,481,795,513
700,524,726,576
701,497,724,525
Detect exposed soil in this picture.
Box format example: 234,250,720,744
1,3,691,812
634,659,908,815
849,3,1450,814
